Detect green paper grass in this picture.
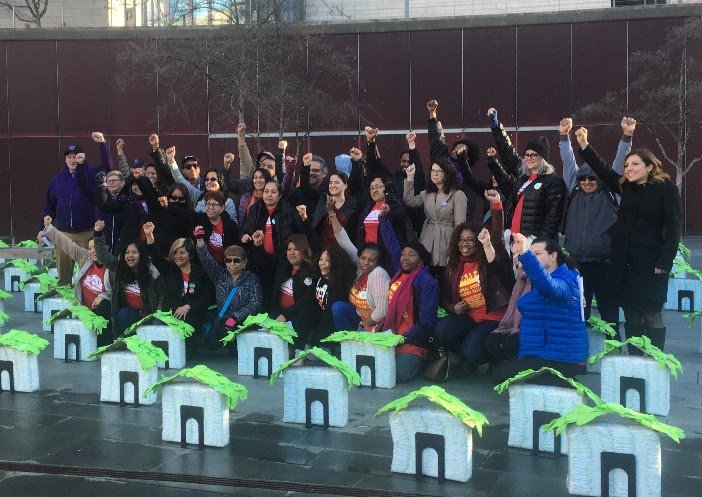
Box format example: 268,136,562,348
587,336,683,378
0,259,39,273
0,311,9,327
587,316,618,337
35,285,78,305
544,402,685,443
375,385,489,435
221,313,297,345
16,240,41,248
144,365,247,409
670,259,702,281
89,336,169,371
321,330,405,349
0,290,12,300
123,310,194,339
678,242,692,262
19,272,58,293
269,347,361,388
683,310,702,326
0,329,49,355
0,240,9,249
493,367,603,405
45,305,108,335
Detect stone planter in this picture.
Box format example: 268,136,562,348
22,282,43,313
236,330,289,379
664,277,701,312
4,267,28,293
41,297,73,332
0,346,40,392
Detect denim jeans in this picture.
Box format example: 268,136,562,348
434,313,499,367
331,301,361,331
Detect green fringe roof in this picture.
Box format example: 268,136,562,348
587,336,683,378
19,272,58,293
123,310,195,339
375,385,489,435
321,330,404,348
269,347,361,388
221,313,297,345
587,316,618,337
35,285,78,305
44,305,108,335
0,329,49,355
0,290,13,300
89,336,169,371
0,259,39,273
493,367,603,405
16,240,41,248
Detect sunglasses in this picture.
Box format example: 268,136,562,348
579,175,597,182
169,195,185,202
224,257,244,264
183,163,199,170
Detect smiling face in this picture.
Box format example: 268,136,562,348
358,248,379,274
145,166,158,185
205,172,220,192
263,182,281,207
318,250,331,277
286,242,303,268
530,242,558,273
252,170,267,191
624,154,653,185
400,247,421,272
172,247,190,268
328,174,346,197
578,175,599,194
309,161,325,189
131,183,142,197
400,152,410,171
523,150,541,172
65,153,78,172
124,244,140,269
204,199,224,222
183,160,200,181
369,177,386,203
457,229,478,257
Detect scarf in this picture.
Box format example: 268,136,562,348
381,263,424,333
450,255,477,306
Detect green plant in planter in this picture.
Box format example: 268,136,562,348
220,313,297,345
19,272,58,293
45,305,108,335
34,285,79,305
544,402,685,443
89,335,169,370
0,329,49,355
269,346,361,388
375,385,489,435
321,330,405,348
144,365,248,408
587,316,618,338
0,259,39,273
123,310,194,339
587,336,683,378
493,367,604,405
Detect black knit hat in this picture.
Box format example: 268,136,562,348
523,136,550,162
451,138,481,167
402,240,432,268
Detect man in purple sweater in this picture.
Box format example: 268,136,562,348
38,132,112,285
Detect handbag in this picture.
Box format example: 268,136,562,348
206,285,240,350
423,336,451,383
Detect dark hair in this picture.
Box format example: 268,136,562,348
264,179,282,194
446,223,488,274
425,158,459,194
167,183,193,210
320,246,357,302
356,242,385,268
399,149,411,158
251,167,273,185
329,171,349,185
116,241,153,290
204,169,229,196
204,190,226,206
312,155,327,174
531,237,578,270
285,234,313,270
620,149,670,186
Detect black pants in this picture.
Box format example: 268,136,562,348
579,260,620,327
484,332,519,363
93,299,113,347
491,356,586,385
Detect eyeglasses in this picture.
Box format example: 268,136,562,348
205,177,218,182
579,175,597,182
183,163,199,170
458,238,477,245
430,169,445,175
310,168,322,174
106,178,123,184
169,195,185,202
369,185,384,192
205,202,223,208
225,257,244,264
524,152,540,159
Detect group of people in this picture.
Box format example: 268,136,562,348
38,99,682,383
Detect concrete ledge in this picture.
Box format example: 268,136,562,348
0,248,54,260
0,4,699,40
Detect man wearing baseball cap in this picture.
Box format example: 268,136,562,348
39,132,112,285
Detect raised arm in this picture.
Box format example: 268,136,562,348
406,132,426,194
115,138,130,177
427,99,450,163
43,219,89,266
194,231,227,283
87,132,112,175
514,235,572,303
613,116,636,175
487,108,522,177
165,146,201,202
93,220,118,270
379,211,401,274
148,134,176,187
575,128,623,194
402,164,424,208
237,123,255,179
558,118,579,192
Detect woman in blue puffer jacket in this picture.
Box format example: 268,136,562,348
491,233,588,384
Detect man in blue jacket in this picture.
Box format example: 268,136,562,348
39,132,112,285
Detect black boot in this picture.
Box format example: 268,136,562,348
646,326,667,352
624,323,645,356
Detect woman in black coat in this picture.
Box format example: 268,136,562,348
144,222,214,357
575,127,682,352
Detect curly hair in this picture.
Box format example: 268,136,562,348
320,246,357,303
204,169,229,196
446,222,488,275
425,158,460,194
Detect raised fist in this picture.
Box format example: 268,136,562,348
512,232,527,255
76,153,86,164
487,107,497,117
43,215,52,228
165,146,176,163
484,189,500,204
116,138,125,152
143,222,155,237
349,147,362,161
486,147,497,158
94,220,105,232
251,230,264,246
364,127,378,142
148,134,160,150
223,152,235,169
92,132,105,143
302,152,313,166
406,132,416,144
158,196,168,207
477,227,491,246
378,202,390,218
241,234,252,244
575,127,589,149
621,116,637,137
405,163,416,179
426,100,438,112
559,118,573,135
236,123,246,136
296,204,308,220
278,140,288,150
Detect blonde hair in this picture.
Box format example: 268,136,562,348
521,158,554,176
168,238,192,261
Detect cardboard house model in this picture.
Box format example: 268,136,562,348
46,305,108,362
36,285,77,332
375,385,489,483
129,310,195,370
90,336,169,406
546,402,685,497
494,367,604,455
587,316,619,374
145,365,247,448
1,259,38,293
270,347,361,429
590,336,682,417
220,313,295,379
0,329,49,392
20,272,58,313
321,330,404,389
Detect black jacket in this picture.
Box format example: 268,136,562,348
192,211,240,253
240,199,308,256
311,193,359,246
355,192,405,247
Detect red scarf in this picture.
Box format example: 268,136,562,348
382,263,425,332
450,255,477,305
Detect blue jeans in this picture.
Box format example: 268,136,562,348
434,313,499,368
116,307,141,336
331,301,361,331
396,353,424,383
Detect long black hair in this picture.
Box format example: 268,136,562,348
115,241,153,289
531,237,578,270
425,157,459,194
320,245,357,302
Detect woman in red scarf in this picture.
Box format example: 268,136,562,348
435,190,514,374
378,205,439,383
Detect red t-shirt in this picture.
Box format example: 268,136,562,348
363,203,382,244
123,281,146,310
208,221,225,264
511,173,537,236
318,209,344,248
278,268,298,310
264,207,276,255
80,263,107,308
182,272,190,296
459,262,506,323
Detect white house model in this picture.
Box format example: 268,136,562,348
48,306,108,363
131,310,195,370
0,330,49,393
